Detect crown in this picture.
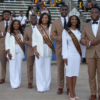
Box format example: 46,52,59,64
69,8,80,17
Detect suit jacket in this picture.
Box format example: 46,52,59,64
32,25,52,57
0,20,12,50
24,25,34,56
81,21,100,58
51,18,63,53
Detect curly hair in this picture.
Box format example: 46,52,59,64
10,20,23,35
67,15,80,30
39,13,51,28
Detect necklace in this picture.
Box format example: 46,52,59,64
41,24,47,27
14,30,20,34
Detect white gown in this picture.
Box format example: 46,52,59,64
62,29,81,77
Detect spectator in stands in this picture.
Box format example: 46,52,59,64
46,0,50,4
51,0,56,7
56,0,65,7
43,7,50,15
34,10,40,23
39,4,45,12
18,11,27,29
26,6,32,22
31,0,34,3
36,0,44,11
31,5,35,14
78,0,84,9
12,11,18,20
31,0,38,3
92,0,97,5
0,15,3,22
84,0,95,12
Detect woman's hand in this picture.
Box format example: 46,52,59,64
35,51,39,59
64,59,68,65
51,32,58,36
8,53,12,60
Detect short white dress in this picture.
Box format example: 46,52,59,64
62,29,81,77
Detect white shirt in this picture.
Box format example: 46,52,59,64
18,16,27,25
29,11,32,21
92,20,99,37
2,20,10,36
31,25,35,31
4,20,10,27
37,15,40,23
61,16,68,27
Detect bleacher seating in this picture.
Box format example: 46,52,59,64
0,0,61,22
72,0,100,19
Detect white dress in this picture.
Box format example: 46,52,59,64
62,29,81,77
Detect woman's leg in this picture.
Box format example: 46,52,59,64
44,57,51,91
72,76,77,97
9,59,16,88
67,77,74,98
35,56,45,92
15,52,22,88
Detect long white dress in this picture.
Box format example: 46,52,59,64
62,29,81,77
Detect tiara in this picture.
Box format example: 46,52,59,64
69,8,80,17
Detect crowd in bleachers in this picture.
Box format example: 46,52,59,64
78,0,100,12
0,1,52,28
0,0,65,7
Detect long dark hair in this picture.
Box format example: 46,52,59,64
10,20,23,35
26,6,32,19
39,13,51,28
67,15,80,30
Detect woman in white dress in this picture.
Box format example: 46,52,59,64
26,6,32,22
5,20,24,89
32,13,54,93
62,15,81,100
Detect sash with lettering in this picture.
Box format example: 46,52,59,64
36,24,55,53
12,33,25,53
65,27,82,56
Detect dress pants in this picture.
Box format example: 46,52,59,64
86,53,100,94
35,44,52,92
9,44,22,89
27,55,35,84
0,50,7,79
56,45,65,88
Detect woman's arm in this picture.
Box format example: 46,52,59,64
5,32,12,60
62,30,68,65
32,27,39,59
33,46,39,59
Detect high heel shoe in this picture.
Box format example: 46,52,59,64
69,93,75,100
70,97,75,100
75,96,79,99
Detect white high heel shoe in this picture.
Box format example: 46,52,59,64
69,93,75,100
